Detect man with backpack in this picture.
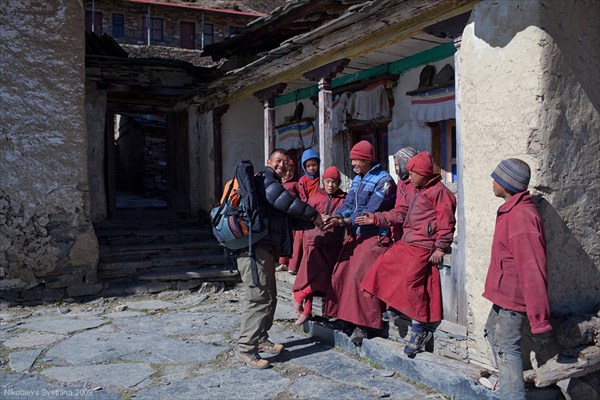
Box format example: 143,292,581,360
237,148,324,369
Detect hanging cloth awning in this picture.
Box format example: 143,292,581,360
275,119,316,150
410,87,455,122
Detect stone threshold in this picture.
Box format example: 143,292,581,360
303,319,498,400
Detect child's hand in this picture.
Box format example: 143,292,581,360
355,212,375,225
429,249,445,265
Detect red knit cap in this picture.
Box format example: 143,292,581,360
407,151,434,177
350,140,375,161
322,166,341,181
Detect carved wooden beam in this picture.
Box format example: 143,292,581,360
303,59,350,82
303,59,349,174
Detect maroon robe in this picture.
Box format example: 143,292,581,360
361,242,442,323
288,174,320,273
324,235,392,329
361,175,456,323
293,189,346,296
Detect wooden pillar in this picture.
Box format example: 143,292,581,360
212,104,229,200
453,35,467,327
253,83,287,164
303,59,349,174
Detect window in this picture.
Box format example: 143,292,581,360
85,11,103,34
112,14,124,38
229,26,242,37
203,23,214,47
142,17,163,42
349,123,389,171
430,119,457,184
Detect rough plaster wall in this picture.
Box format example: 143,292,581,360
460,0,600,365
189,108,214,213
0,0,98,282
387,57,455,154
85,82,107,222
221,98,264,179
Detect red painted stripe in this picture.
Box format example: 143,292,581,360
411,95,455,105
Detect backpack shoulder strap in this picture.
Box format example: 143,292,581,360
212,179,236,225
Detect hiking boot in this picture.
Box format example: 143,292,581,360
238,352,270,369
404,330,432,358
382,309,400,322
349,327,366,345
258,338,284,355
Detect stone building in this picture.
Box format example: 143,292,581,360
1,0,599,391
83,0,266,50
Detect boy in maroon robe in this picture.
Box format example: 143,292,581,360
287,149,321,275
360,151,456,357
292,166,346,325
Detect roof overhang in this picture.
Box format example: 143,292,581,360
195,0,476,111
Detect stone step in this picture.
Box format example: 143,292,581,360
138,268,239,282
99,240,222,257
95,227,214,246
99,253,226,271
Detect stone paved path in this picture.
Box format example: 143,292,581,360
0,285,444,400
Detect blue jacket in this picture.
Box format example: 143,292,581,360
336,164,396,237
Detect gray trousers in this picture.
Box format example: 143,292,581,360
485,305,526,400
237,245,277,354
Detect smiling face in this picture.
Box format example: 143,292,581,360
408,170,427,188
323,178,340,195
267,151,289,179
351,158,371,175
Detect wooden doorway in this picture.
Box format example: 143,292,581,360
180,22,196,49
104,110,190,216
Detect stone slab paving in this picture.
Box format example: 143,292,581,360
17,316,106,334
0,288,444,400
41,364,155,388
0,374,121,400
8,349,42,373
2,331,65,349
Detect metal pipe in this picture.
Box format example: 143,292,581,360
91,0,95,32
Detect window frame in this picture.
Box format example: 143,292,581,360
112,13,125,38
142,17,164,42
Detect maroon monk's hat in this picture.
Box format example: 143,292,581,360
407,151,434,177
350,140,375,161
322,166,341,181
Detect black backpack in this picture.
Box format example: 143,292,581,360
210,160,268,284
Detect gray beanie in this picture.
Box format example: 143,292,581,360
491,158,531,193
394,147,418,180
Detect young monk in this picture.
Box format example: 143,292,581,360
356,146,418,322
287,149,321,275
323,140,396,345
360,151,456,357
292,166,346,325
276,159,299,272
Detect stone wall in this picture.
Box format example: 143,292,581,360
459,0,600,366
0,0,100,302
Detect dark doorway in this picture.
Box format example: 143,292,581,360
180,22,196,49
112,113,168,210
